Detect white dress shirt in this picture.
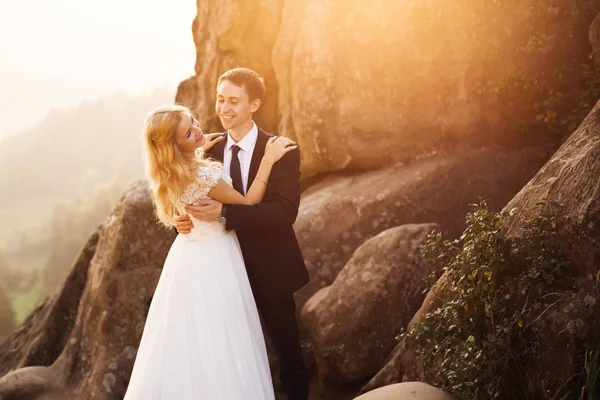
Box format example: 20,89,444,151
223,122,258,195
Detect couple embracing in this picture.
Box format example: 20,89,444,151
123,67,310,400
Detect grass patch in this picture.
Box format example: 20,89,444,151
11,291,40,324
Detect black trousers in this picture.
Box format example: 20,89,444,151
254,293,310,400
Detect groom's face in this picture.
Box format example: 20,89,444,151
215,80,260,131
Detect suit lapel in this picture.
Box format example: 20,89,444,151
207,133,227,163
248,128,269,187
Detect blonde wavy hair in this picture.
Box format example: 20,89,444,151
143,104,222,227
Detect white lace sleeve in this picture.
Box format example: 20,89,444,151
179,166,230,205
197,166,222,187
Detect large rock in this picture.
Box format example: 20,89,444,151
304,224,437,383
0,182,176,399
300,286,330,332
180,0,598,179
354,382,453,400
361,276,448,392
503,101,600,277
271,0,597,178
590,12,600,66
294,145,552,312
175,0,283,133
364,100,600,395
498,99,600,395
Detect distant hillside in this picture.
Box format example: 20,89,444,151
0,88,174,242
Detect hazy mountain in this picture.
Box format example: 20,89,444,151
0,66,95,140
0,87,175,242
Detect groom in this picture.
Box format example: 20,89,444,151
174,67,310,400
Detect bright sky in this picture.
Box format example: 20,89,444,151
0,0,196,138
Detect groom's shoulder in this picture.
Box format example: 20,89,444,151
257,126,300,170
257,126,295,147
257,126,274,138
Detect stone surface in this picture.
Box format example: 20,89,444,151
175,0,284,133
590,12,600,66
180,0,599,178
294,145,552,313
304,224,437,383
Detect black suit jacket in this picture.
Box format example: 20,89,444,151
206,127,309,298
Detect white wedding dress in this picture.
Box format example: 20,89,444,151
124,166,275,400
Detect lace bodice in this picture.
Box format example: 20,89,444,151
172,166,233,241
179,166,232,206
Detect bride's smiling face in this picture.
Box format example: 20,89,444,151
176,112,206,156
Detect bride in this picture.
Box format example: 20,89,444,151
124,104,297,400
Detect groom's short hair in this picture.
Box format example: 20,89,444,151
218,68,265,102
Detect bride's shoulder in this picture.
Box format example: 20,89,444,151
196,164,225,184
179,165,223,205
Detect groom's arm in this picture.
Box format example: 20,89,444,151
223,148,301,231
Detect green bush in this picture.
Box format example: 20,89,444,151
402,201,583,399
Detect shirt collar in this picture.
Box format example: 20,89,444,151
226,122,258,153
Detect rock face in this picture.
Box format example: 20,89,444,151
181,0,599,178
300,286,330,333
0,182,176,400
294,145,552,311
591,12,600,66
363,100,600,395
361,276,448,393
498,99,600,396
175,0,284,133
503,101,600,278
303,224,437,383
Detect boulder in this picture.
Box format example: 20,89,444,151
294,145,552,311
304,224,437,382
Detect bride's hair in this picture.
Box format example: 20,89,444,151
143,104,222,227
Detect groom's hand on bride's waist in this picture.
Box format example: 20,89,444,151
173,214,193,234
185,200,223,223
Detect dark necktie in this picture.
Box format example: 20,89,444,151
230,145,244,195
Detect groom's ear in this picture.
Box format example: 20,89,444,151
250,98,261,113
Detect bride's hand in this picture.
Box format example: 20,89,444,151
201,133,225,152
264,136,297,164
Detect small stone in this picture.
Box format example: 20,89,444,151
574,319,589,339
103,372,116,394
566,320,577,335
106,215,118,227
584,295,596,307
563,303,575,313
121,345,137,360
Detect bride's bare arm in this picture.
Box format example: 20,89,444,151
207,174,267,206
207,137,296,205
